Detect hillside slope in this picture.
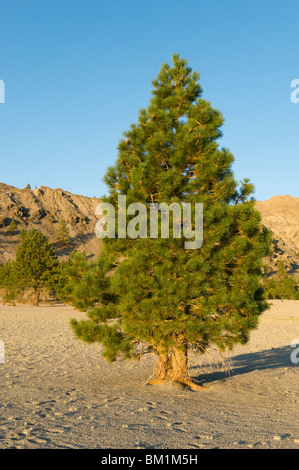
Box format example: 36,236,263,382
255,195,299,278
0,183,102,264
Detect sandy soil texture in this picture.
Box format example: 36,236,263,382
0,300,298,449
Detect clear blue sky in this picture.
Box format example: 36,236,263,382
0,0,298,201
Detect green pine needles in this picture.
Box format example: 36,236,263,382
70,54,272,389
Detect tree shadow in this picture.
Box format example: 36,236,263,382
0,231,20,241
191,345,295,384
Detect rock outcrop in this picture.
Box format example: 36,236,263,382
0,183,102,263
255,195,299,278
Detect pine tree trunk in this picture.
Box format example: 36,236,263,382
155,351,172,381
169,344,190,383
32,286,40,306
148,340,208,390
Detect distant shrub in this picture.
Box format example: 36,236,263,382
47,214,55,224
0,260,19,304
8,219,17,233
56,219,70,246
263,261,299,300
56,250,100,310
1,229,60,306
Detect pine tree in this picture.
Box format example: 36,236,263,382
263,261,299,299
70,55,272,389
14,229,60,305
8,219,17,233
57,250,106,310
56,219,70,246
19,228,27,243
0,260,19,304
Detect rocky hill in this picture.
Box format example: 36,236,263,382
0,183,102,264
0,183,298,278
255,195,299,278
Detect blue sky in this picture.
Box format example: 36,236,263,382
0,0,298,201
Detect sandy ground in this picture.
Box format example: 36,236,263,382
0,299,298,450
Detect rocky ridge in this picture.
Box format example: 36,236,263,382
255,195,299,278
0,183,102,264
0,183,298,278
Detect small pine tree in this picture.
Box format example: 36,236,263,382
0,260,19,304
24,184,31,190
47,214,55,224
56,219,70,246
14,229,60,305
19,228,27,243
263,261,299,299
8,219,17,233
